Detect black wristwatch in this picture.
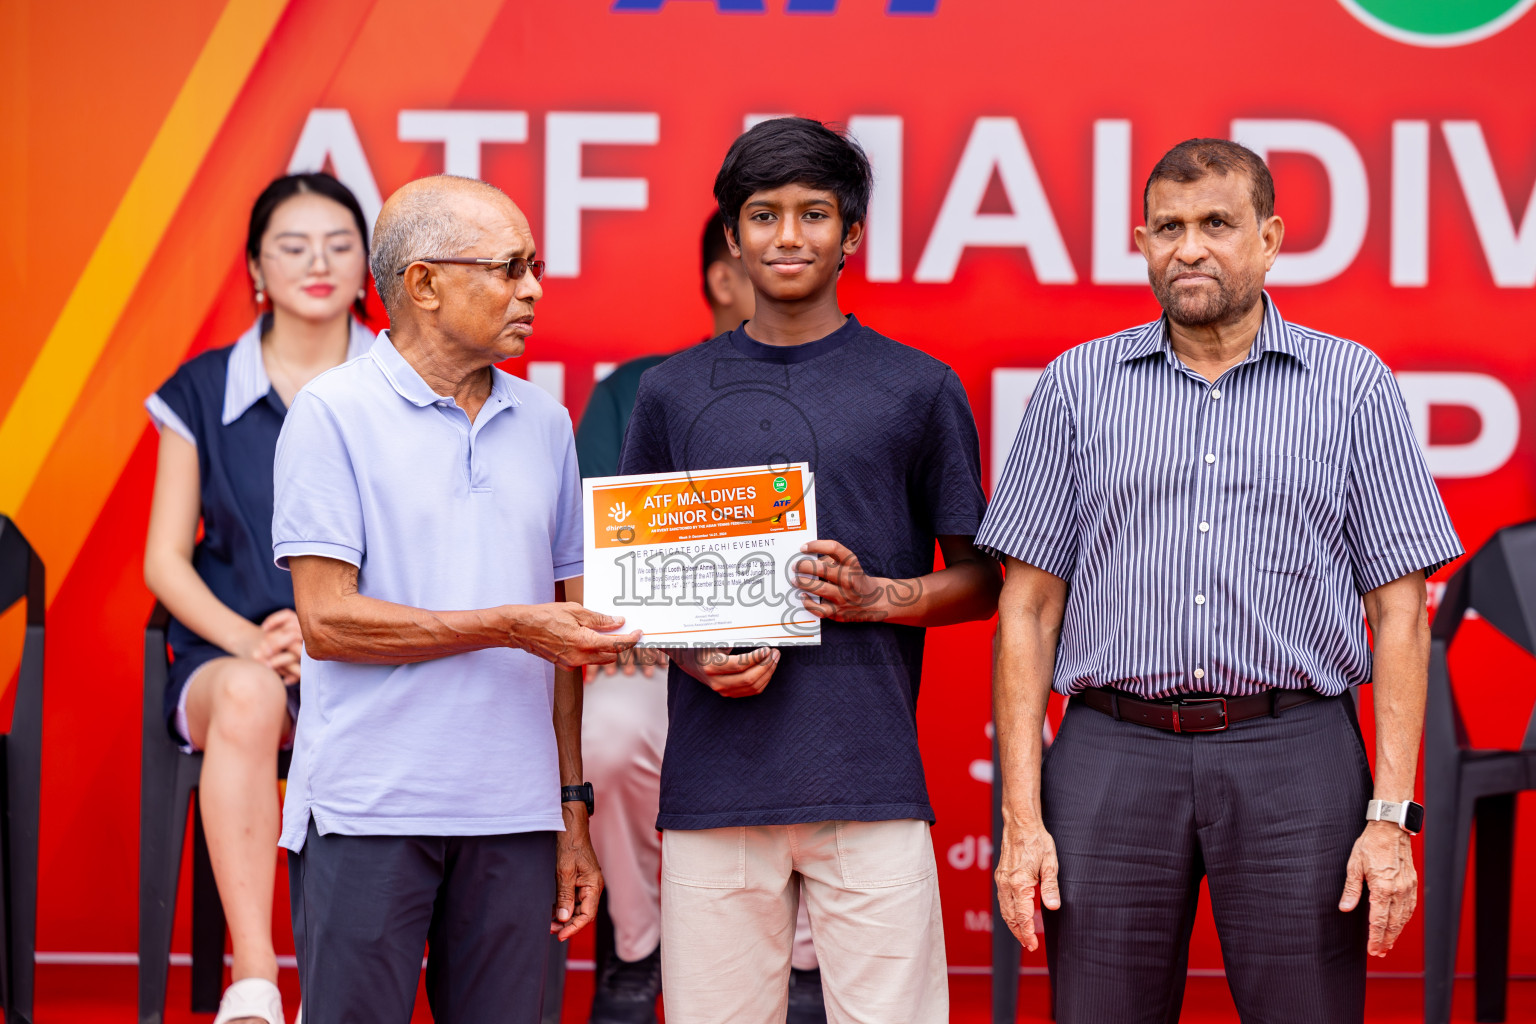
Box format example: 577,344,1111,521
561,783,594,816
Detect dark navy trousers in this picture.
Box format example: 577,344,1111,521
289,820,556,1024
1041,693,1373,1024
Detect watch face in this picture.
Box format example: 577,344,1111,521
1403,802,1425,834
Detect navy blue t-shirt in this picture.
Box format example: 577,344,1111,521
618,315,987,829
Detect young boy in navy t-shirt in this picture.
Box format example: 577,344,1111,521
618,117,1001,1024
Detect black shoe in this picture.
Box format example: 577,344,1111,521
588,944,661,1024
786,967,827,1024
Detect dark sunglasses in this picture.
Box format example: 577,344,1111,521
396,256,546,282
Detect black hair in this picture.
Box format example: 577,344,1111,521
700,211,736,308
1143,138,1275,223
246,172,372,319
713,117,873,242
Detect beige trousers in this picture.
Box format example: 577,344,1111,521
582,670,817,968
660,819,947,1024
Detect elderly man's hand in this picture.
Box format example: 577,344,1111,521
1340,820,1417,956
996,817,1061,951
551,804,602,941
511,603,640,668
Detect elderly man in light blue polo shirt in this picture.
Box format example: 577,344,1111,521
271,175,639,1024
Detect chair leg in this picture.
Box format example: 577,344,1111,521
190,794,228,1013
140,772,194,1024
593,889,614,984
991,877,1023,1023
1474,794,1515,1023
1,758,13,1021
1423,775,1473,1024
5,622,46,1024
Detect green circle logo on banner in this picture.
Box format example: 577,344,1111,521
1337,0,1536,45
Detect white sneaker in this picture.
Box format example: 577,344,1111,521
212,977,285,1024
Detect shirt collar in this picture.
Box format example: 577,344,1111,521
223,316,374,425
369,330,524,410
1116,291,1308,370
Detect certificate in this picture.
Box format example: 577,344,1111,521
582,463,820,647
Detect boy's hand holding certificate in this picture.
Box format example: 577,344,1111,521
582,463,820,647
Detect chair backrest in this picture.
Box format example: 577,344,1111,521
0,516,43,628
1430,518,1536,751
0,515,44,743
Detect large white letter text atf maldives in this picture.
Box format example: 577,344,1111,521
915,117,1076,284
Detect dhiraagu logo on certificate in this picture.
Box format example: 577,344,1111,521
1336,0,1536,44
581,464,821,647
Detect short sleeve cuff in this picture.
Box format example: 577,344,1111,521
974,526,1075,580
145,394,197,448
553,559,584,582
931,515,984,536
1353,541,1465,594
274,540,363,571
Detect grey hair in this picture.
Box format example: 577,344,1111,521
369,176,509,316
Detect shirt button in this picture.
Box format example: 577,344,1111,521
1195,594,1206,605
1211,389,1222,400
1199,522,1210,533
1204,453,1216,465
1193,667,1206,680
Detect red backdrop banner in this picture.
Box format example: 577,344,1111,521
2,0,1533,978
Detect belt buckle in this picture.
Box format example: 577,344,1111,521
1173,696,1228,733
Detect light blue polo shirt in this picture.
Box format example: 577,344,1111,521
272,331,583,852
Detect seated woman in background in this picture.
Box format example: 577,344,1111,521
143,172,374,1024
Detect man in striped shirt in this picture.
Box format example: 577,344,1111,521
981,138,1462,1023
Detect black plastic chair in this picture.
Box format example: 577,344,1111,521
0,516,43,1024
139,603,291,1022
1423,519,1536,1024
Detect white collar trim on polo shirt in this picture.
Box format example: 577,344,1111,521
222,316,375,425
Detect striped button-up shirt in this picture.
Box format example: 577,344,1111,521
977,294,1462,699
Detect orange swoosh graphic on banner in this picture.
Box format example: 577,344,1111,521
7,0,508,617
0,0,290,517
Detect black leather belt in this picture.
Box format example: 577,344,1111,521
1076,687,1322,734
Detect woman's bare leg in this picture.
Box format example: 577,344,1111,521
184,657,293,993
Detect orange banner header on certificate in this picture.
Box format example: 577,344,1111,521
589,466,808,550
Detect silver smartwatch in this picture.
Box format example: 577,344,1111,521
1365,799,1424,835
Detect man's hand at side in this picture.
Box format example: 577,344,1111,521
551,576,602,940
993,556,1069,951
552,802,603,941
1339,821,1417,956
1351,570,1429,957
996,818,1061,951
672,646,780,698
